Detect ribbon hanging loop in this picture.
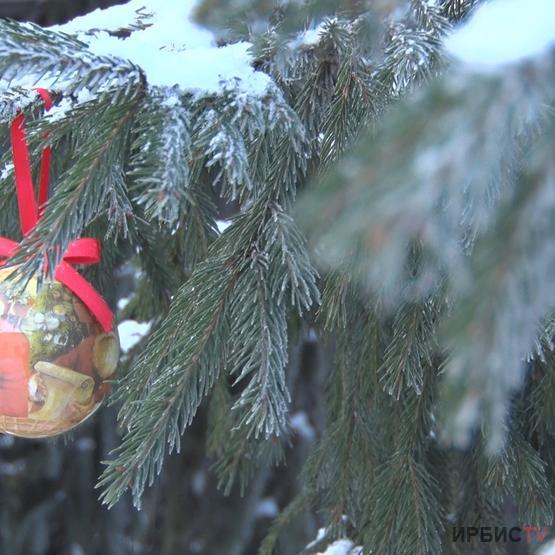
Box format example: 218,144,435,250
2,89,114,332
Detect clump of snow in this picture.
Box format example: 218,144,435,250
0,162,14,181
43,87,96,122
51,1,142,34
445,0,555,70
306,327,318,343
46,97,74,122
305,528,327,551
161,93,181,109
289,21,330,50
76,87,95,103
305,526,362,555
50,0,272,97
302,28,324,46
255,497,279,518
316,539,361,555
216,219,232,233
539,540,555,555
191,469,207,496
117,319,152,353
0,75,64,95
295,27,325,48
51,0,214,50
0,86,40,111
290,411,316,441
451,394,480,448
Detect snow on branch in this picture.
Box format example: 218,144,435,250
445,0,555,70
50,0,272,97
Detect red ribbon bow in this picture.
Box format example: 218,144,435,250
0,88,113,332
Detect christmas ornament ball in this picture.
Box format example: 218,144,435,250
0,268,119,438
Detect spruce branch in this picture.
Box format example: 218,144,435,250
0,19,141,96
8,91,141,284
377,0,448,99
440,123,555,450
100,110,317,505
440,0,482,22
98,250,236,507
364,451,444,555
318,271,354,331
207,366,288,497
300,304,383,545
128,88,191,227
319,52,377,169
2,2,553,554
225,204,319,439
258,492,309,555
132,218,180,314
528,350,555,439
100,199,319,505
379,299,437,400
299,55,555,306
228,252,291,438
202,117,252,198
172,177,219,272
191,82,300,204
480,432,553,526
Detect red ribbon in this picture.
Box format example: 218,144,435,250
0,88,113,332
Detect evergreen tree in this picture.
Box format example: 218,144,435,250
1,0,555,553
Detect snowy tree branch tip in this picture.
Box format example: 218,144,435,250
49,0,272,96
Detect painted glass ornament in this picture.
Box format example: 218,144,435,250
0,269,119,437
0,88,118,438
